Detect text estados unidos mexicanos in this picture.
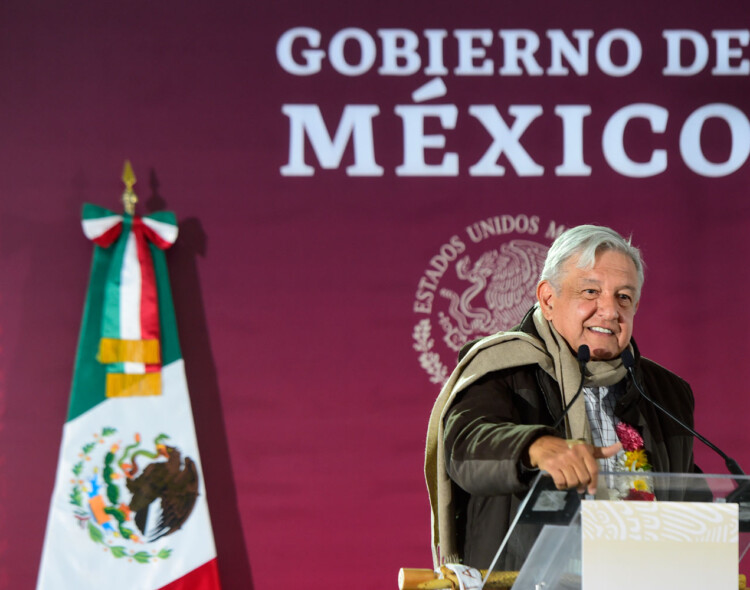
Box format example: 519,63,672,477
412,214,562,315
277,28,750,178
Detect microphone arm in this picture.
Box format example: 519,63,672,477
620,348,745,476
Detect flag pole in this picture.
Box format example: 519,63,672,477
121,160,138,215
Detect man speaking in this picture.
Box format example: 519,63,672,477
425,224,697,570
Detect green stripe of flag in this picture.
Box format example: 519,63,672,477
100,216,130,341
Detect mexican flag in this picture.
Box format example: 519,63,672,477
36,204,221,589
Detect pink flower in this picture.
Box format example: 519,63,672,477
616,422,644,452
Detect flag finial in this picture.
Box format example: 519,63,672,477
121,160,138,215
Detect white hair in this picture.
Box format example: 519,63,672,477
540,225,644,299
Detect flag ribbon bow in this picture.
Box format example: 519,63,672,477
81,203,178,398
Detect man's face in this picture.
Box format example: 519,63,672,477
537,249,639,361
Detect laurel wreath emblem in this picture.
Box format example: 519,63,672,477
412,319,449,385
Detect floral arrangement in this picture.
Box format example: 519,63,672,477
614,422,655,501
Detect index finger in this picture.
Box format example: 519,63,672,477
575,444,601,495
592,442,622,459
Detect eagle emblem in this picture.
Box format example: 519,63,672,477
69,427,199,563
438,240,548,352
413,238,549,385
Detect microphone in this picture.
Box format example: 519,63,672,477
620,347,745,476
552,344,590,431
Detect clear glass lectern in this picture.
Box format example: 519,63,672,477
485,472,750,590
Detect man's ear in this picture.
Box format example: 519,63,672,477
537,281,555,320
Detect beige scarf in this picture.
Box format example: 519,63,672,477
531,308,628,440
424,305,628,566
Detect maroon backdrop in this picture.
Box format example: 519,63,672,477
2,2,750,588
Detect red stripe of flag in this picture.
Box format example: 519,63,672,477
158,559,222,590
133,218,160,346
92,223,123,248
